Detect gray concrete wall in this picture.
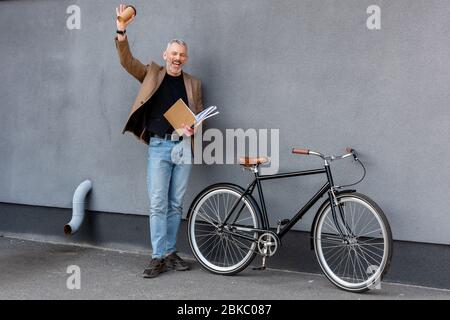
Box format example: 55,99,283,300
1,0,449,244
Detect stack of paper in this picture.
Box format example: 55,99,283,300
193,105,219,128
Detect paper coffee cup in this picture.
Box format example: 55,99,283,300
118,5,136,23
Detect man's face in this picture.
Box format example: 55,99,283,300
163,43,188,76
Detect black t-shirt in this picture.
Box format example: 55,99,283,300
143,72,188,136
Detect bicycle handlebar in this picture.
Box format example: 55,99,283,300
292,147,358,162
291,148,310,155
292,147,365,187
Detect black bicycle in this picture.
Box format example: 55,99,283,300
187,147,393,293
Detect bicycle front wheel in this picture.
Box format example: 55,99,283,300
313,192,393,292
188,184,261,275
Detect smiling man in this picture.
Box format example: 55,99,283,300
114,4,203,278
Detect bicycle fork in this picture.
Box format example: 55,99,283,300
326,163,355,239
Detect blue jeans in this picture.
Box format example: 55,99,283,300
147,137,192,259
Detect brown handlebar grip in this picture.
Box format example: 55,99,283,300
292,148,310,155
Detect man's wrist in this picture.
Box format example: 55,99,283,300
116,29,126,35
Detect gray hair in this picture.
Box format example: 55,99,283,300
166,39,188,50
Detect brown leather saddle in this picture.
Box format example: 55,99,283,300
238,156,270,167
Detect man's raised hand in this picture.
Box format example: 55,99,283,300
116,4,135,31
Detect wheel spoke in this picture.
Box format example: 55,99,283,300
195,209,219,227
358,243,385,260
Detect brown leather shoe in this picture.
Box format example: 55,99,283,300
165,252,190,271
143,258,166,278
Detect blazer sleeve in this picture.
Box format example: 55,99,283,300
191,79,204,155
114,36,148,83
195,80,204,114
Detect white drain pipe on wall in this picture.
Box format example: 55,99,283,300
64,180,93,235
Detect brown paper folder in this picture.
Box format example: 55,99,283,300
163,99,196,136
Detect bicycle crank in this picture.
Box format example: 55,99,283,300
253,232,280,271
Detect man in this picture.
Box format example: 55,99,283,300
114,4,203,278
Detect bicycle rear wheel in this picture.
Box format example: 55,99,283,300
313,192,393,292
188,183,261,275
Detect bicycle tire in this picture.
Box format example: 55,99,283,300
187,183,261,275
313,192,393,292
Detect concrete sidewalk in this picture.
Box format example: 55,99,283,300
0,236,449,300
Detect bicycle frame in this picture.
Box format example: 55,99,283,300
221,163,347,241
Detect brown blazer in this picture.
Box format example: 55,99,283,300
115,36,203,145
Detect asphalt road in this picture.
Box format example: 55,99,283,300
0,236,449,300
